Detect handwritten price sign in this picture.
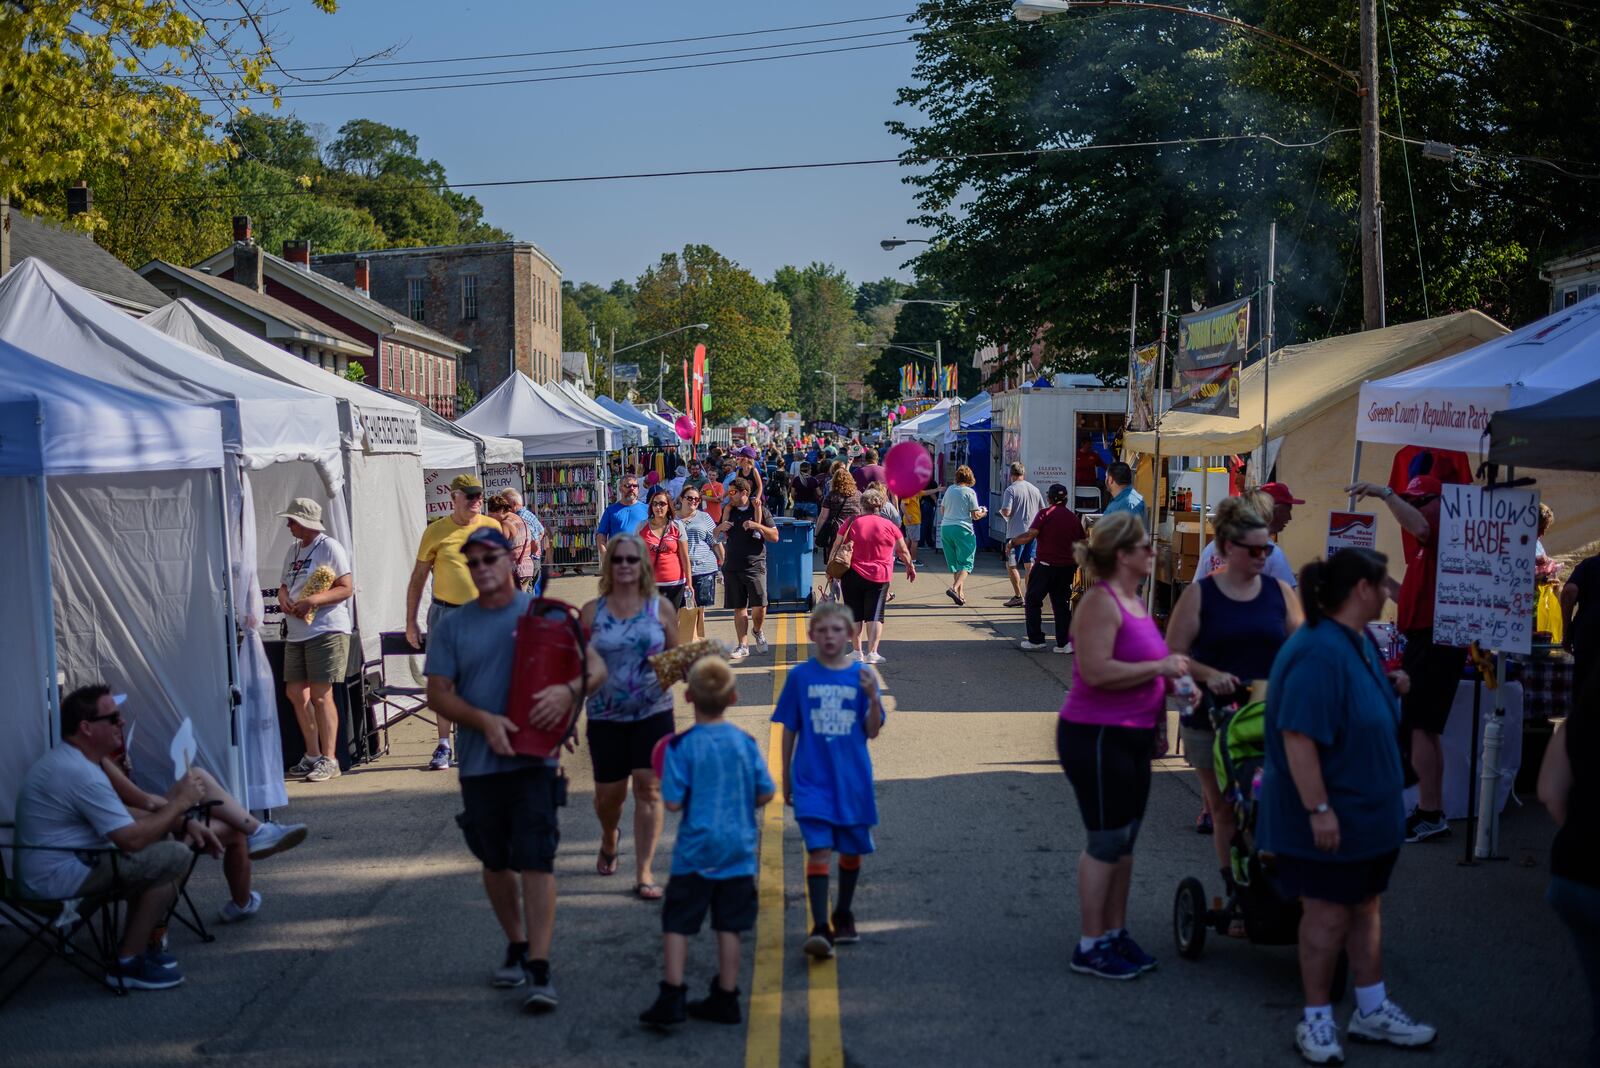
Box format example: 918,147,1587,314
1432,484,1539,654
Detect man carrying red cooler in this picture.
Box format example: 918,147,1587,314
424,527,607,1013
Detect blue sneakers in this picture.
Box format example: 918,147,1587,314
106,953,184,990
1070,939,1141,980
1109,931,1158,972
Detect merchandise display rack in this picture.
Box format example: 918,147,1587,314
532,456,606,573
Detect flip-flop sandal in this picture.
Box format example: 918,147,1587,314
953,593,967,606
944,588,958,602
635,883,664,901
596,850,619,876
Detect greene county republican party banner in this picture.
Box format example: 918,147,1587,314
1175,296,1250,417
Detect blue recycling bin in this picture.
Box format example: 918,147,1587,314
766,517,817,613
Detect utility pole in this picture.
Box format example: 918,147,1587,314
608,328,615,398
1359,0,1385,330
934,338,944,398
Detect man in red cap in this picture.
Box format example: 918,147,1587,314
1346,474,1462,843
1194,482,1303,587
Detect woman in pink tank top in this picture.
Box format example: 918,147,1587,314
1056,512,1192,980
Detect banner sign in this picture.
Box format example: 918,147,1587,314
1175,297,1250,417
355,406,421,453
1131,342,1160,430
483,463,522,497
424,466,475,520
1326,511,1377,559
1432,484,1539,654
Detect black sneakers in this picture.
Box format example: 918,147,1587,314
803,923,835,960
1404,808,1451,843
639,981,688,1028
831,910,859,944
686,977,742,1024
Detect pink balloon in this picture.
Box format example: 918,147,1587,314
884,440,933,498
674,414,697,439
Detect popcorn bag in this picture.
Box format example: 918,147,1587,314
649,638,730,689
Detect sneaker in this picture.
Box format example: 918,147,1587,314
1403,808,1450,843
287,754,318,778
803,924,835,960
1347,999,1437,1048
1053,641,1074,654
144,946,179,970
106,953,184,991
865,651,886,664
1196,809,1214,835
753,631,769,654
218,890,262,924
685,977,742,1024
1018,640,1050,651
1069,940,1141,980
1108,931,1157,973
830,910,859,944
491,945,527,989
428,742,452,771
522,967,559,1012
1296,1017,1345,1065
850,650,865,662
1003,596,1024,607
304,756,342,782
639,981,687,1028
731,645,751,661
247,820,308,860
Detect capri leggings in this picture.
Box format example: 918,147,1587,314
1056,719,1155,862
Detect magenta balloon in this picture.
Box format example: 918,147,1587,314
674,415,696,439
884,440,933,498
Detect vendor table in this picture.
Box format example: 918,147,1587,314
1514,649,1576,722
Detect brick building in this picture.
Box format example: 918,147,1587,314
311,240,562,397
193,221,469,416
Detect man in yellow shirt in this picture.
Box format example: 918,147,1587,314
406,473,503,770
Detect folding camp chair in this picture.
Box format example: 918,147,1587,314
0,828,129,1006
362,631,434,758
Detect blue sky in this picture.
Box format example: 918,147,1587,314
259,1,933,288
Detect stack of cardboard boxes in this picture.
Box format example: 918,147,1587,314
1157,510,1213,585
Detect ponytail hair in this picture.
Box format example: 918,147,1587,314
1299,548,1388,625
1074,511,1146,581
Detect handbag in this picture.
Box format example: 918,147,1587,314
1535,582,1564,643
825,517,857,580
505,597,587,758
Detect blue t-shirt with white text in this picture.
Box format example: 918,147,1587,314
771,660,881,827
660,721,774,878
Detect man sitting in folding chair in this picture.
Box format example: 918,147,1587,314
14,687,225,990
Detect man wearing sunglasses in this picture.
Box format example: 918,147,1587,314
425,526,607,1012
598,475,649,557
13,687,212,990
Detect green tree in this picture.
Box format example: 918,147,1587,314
225,114,322,178
566,280,638,388
561,294,591,353
771,263,871,422
633,245,798,417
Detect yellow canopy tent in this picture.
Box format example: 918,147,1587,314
1124,312,1508,572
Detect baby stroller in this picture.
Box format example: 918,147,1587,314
1172,695,1348,1000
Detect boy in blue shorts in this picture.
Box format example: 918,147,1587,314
773,601,887,959
640,657,775,1029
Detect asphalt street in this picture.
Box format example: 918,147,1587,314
4,557,1588,1067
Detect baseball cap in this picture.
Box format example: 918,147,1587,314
1260,482,1305,506
450,473,484,495
277,497,325,531
739,445,758,459
463,527,514,553
1401,475,1443,500
1047,482,1070,503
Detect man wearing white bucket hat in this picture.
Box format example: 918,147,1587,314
276,497,354,785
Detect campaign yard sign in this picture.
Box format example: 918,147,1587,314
1326,511,1378,558
1432,484,1539,654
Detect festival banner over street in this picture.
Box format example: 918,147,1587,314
1175,297,1250,417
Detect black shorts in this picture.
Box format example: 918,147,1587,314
457,767,561,874
586,709,675,783
723,564,767,609
841,569,888,624
659,582,687,610
1400,630,1466,735
1056,719,1154,832
1272,850,1399,906
661,873,758,935
690,572,717,607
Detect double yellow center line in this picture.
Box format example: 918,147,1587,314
745,613,843,1068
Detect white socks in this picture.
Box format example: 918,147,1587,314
1079,929,1124,953
1355,981,1387,1016
1304,1004,1333,1024
1078,936,1099,953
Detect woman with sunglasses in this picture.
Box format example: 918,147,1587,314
636,486,692,612
1165,494,1303,925
1057,511,1193,980
580,532,681,899
677,486,722,641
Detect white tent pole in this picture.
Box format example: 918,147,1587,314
1473,464,1516,860
37,473,62,746
1347,441,1365,509
217,464,247,805
1149,269,1171,611
1126,283,1139,426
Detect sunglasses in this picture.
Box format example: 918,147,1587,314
682,495,700,502
87,711,125,726
610,555,642,565
622,482,640,490
465,552,505,569
651,500,669,507
1124,541,1154,554
1235,543,1274,559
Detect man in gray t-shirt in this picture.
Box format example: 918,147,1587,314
999,463,1046,606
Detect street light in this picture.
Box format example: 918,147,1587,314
814,369,839,423
880,237,933,251
894,298,962,308
607,322,710,400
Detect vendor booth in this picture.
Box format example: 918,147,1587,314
554,381,644,450
0,338,234,821
596,395,675,446
1489,378,1600,472
0,261,360,809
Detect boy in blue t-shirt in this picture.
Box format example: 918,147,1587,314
640,657,774,1030
773,602,887,960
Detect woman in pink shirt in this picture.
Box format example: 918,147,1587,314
1057,511,1193,981
837,488,916,663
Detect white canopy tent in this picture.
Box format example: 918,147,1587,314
533,381,620,452
139,297,425,671
627,400,681,443
891,399,955,443
0,261,360,809
554,381,644,448
458,372,606,459
0,338,231,822
596,395,673,445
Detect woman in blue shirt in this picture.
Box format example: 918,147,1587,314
938,465,987,607
1261,548,1436,1063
